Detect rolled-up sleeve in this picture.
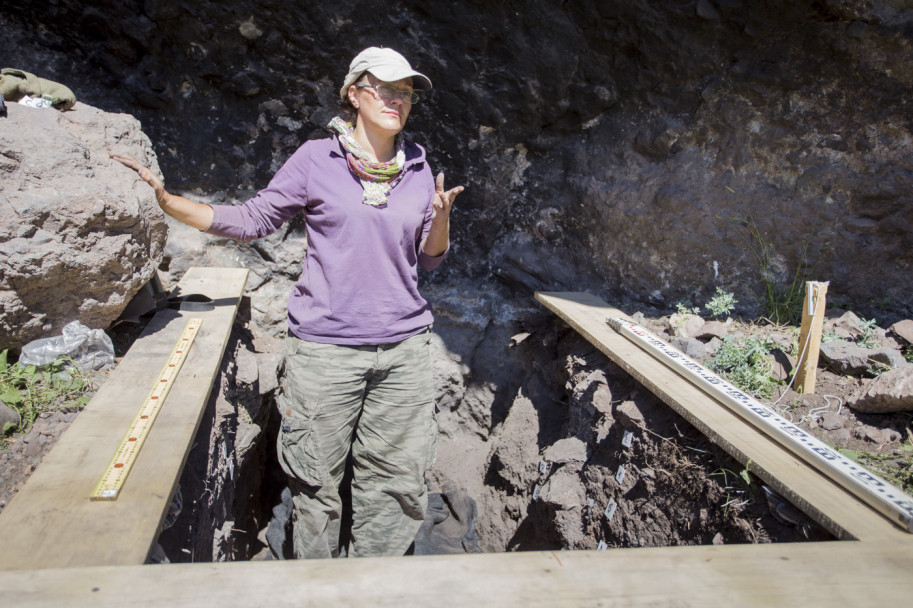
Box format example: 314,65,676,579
418,247,447,270
416,184,448,270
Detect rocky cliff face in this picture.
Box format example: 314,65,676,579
3,0,912,319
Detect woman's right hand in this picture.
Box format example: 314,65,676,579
109,153,214,230
109,154,170,205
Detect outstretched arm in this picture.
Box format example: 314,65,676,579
422,171,463,258
110,154,214,231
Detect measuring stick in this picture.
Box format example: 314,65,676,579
606,317,913,533
91,318,203,501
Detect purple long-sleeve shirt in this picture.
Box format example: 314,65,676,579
206,134,445,345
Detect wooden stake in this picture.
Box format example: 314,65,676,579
794,281,829,394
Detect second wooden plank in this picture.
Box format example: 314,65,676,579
535,291,907,542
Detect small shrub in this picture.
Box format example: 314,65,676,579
732,215,811,326
709,336,779,398
705,288,737,318
675,301,701,316
710,462,760,515
856,318,879,349
0,350,94,436
821,330,842,343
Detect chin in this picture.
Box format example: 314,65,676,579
384,121,406,134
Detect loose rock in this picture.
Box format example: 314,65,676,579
544,437,588,465
849,366,913,413
820,341,907,376
670,336,713,360
820,411,847,431
768,349,795,382
823,311,867,341
539,467,586,511
616,400,645,430
667,314,705,339
0,402,19,432
696,321,729,341
889,320,913,345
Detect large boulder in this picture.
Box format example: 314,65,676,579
0,102,167,351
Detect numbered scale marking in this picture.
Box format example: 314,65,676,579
607,317,913,533
90,318,203,501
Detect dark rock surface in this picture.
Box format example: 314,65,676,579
2,1,912,320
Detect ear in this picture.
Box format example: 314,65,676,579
348,85,359,108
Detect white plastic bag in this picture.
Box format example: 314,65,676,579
19,321,115,371
17,94,54,109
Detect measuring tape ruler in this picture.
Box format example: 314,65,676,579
606,317,913,533
90,318,203,501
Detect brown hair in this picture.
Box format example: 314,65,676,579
336,71,369,122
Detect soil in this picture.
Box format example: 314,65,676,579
0,321,143,512
2,312,910,553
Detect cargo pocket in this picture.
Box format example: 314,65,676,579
425,405,438,471
276,394,325,488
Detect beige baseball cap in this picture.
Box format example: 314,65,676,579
339,47,432,99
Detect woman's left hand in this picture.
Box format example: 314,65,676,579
431,172,463,224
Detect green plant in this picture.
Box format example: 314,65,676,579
904,347,913,364
821,330,842,343
866,359,893,377
0,350,94,436
733,215,811,326
705,288,737,318
675,301,701,316
856,318,879,349
709,336,779,398
870,296,891,319
710,462,760,515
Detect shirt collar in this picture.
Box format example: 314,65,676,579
329,133,425,169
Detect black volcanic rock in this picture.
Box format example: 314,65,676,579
2,0,912,319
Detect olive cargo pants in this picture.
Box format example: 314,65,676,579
276,329,436,558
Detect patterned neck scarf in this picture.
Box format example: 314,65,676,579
328,116,406,207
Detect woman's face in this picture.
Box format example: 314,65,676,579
349,73,414,137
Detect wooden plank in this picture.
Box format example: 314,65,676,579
535,292,909,542
794,281,828,393
0,267,248,570
1,540,911,607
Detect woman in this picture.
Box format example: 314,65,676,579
113,47,463,559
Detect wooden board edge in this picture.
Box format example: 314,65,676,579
2,539,912,606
